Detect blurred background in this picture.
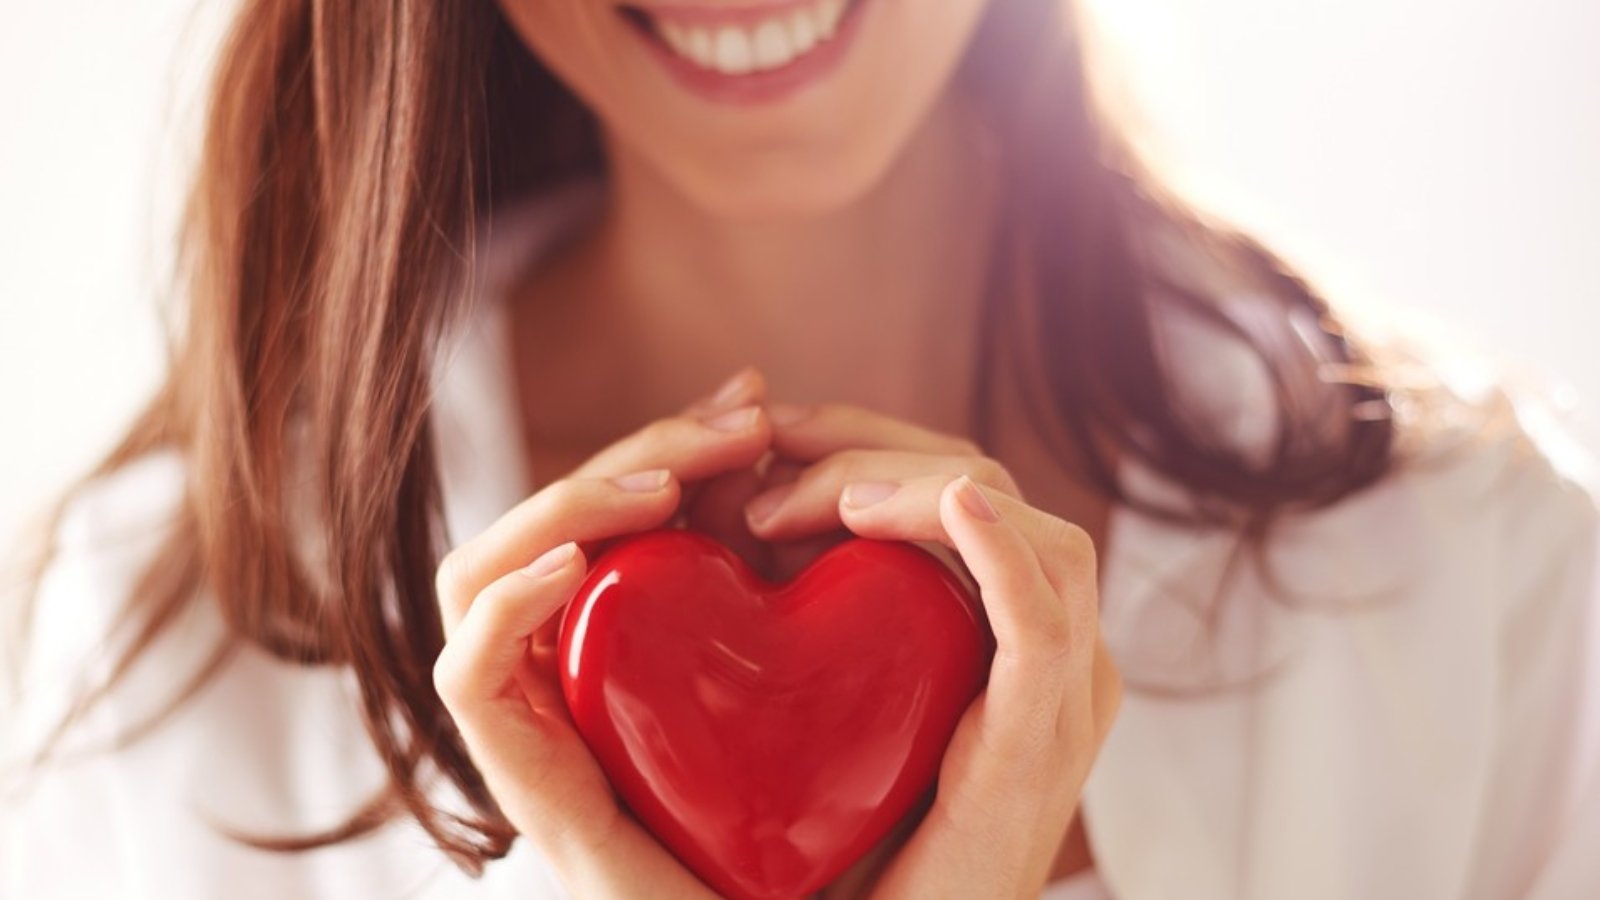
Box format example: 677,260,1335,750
2,0,1597,549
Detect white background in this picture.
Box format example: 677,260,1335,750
2,0,1598,552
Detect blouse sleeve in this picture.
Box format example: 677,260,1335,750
1462,417,1600,900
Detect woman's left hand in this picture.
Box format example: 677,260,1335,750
743,402,1123,899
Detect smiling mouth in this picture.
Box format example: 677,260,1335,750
620,0,865,77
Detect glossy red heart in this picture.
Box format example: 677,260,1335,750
558,528,993,900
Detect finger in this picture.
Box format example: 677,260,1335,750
934,477,1098,768
1038,634,1121,789
939,476,1079,670
1088,634,1123,743
436,471,679,631
676,368,767,514
837,475,1092,666
565,404,770,482
765,402,981,461
682,366,766,418
839,474,1096,605
744,450,1021,540
433,541,587,713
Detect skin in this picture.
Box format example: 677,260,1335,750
436,0,1125,895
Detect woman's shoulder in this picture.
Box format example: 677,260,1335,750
9,451,414,895
1132,204,1598,545
1269,317,1600,617
1107,292,1600,688
1368,320,1597,556
15,449,191,675
1092,313,1600,899
1300,332,1600,898
5,450,206,751
42,449,189,588
3,452,579,900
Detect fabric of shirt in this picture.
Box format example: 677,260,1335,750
4,179,1598,900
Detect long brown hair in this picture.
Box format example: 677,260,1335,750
12,0,1394,873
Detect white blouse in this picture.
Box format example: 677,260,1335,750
5,181,1598,900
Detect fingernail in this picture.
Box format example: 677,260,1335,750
842,481,899,509
702,405,760,433
768,403,814,427
706,369,755,412
955,475,1002,523
612,469,670,492
745,483,796,527
525,541,579,578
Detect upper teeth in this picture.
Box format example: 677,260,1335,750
656,0,848,75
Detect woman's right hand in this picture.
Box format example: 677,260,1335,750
432,367,772,899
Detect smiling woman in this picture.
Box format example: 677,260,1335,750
2,0,1597,899
497,0,997,217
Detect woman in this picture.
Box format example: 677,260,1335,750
4,0,1596,897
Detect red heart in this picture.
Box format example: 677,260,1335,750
558,528,993,900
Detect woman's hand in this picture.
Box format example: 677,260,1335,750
745,403,1123,899
432,368,772,899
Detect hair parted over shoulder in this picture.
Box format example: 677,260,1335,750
13,0,1394,872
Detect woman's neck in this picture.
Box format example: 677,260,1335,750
515,88,1004,441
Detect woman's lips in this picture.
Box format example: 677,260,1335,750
620,0,871,105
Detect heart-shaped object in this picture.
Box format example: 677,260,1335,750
558,528,993,900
